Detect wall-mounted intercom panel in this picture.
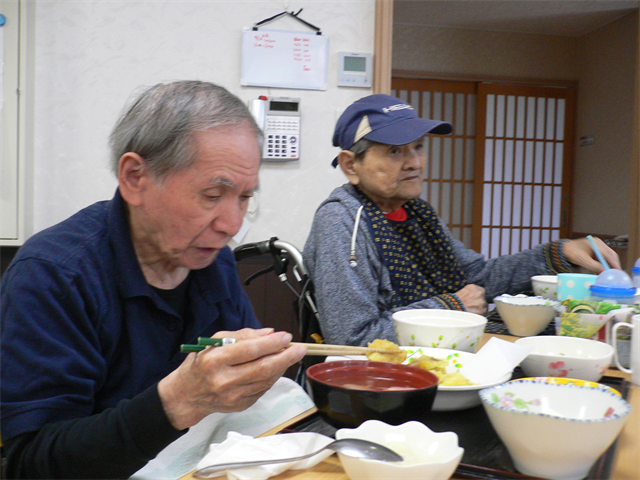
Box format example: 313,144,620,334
250,96,300,161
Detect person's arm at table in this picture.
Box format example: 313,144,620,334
5,330,305,479
304,201,478,346
4,384,183,479
158,329,306,430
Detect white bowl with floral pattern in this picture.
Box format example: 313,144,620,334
515,335,614,382
392,309,487,353
479,377,631,480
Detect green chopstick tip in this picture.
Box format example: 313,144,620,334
181,344,206,353
197,337,237,346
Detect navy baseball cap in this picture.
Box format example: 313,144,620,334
331,94,453,167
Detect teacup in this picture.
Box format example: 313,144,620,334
612,314,640,386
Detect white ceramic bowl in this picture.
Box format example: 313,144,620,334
326,346,513,411
493,294,559,337
479,377,631,480
514,336,614,382
335,420,463,480
393,310,487,353
531,275,558,300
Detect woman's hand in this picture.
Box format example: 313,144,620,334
563,237,621,273
455,284,487,315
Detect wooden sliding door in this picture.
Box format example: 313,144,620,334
474,83,575,257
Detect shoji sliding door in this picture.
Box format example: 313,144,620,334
474,83,575,258
392,78,576,258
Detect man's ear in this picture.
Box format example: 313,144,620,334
338,150,360,185
118,153,149,206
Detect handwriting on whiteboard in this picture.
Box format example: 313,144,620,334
252,32,313,69
242,29,328,90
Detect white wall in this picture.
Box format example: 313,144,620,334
574,12,637,237
30,0,375,250
393,24,578,80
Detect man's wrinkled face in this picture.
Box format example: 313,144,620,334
352,139,426,211
137,126,260,271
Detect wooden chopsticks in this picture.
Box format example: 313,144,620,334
180,337,403,357
291,342,403,356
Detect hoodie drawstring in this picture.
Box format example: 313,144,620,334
350,205,364,267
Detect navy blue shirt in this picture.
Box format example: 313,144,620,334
0,189,261,477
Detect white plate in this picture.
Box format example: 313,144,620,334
325,346,512,411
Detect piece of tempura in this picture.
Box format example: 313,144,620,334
366,339,407,363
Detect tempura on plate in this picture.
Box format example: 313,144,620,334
365,339,475,386
410,355,475,386
366,339,407,363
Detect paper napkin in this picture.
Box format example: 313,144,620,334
462,337,534,383
129,377,315,480
195,431,335,480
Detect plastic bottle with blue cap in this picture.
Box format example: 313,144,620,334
589,269,636,304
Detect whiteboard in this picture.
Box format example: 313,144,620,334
241,29,328,90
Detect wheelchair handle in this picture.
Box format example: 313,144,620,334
233,239,272,261
270,239,308,277
233,237,308,277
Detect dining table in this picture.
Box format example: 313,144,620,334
178,332,639,480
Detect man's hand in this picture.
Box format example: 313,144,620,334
158,328,306,431
455,284,487,315
563,237,621,273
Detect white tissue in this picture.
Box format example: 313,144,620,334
129,377,315,480
463,337,534,383
196,431,335,480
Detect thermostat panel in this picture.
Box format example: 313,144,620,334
338,52,372,87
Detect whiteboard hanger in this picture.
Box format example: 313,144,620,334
252,8,322,35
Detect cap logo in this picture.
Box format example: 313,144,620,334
382,103,414,114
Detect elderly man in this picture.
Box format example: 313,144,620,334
303,93,619,347
0,81,307,479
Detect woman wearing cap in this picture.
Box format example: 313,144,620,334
303,94,619,347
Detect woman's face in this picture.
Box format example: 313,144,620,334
350,139,427,212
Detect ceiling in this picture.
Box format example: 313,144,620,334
394,0,638,37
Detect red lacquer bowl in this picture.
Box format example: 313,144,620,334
306,360,439,428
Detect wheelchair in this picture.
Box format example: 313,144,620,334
233,237,325,386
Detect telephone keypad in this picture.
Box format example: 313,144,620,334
263,115,300,160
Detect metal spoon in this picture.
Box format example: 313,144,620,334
192,438,403,478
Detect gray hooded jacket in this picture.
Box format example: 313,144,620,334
303,183,556,346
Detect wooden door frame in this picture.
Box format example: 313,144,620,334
374,0,393,94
